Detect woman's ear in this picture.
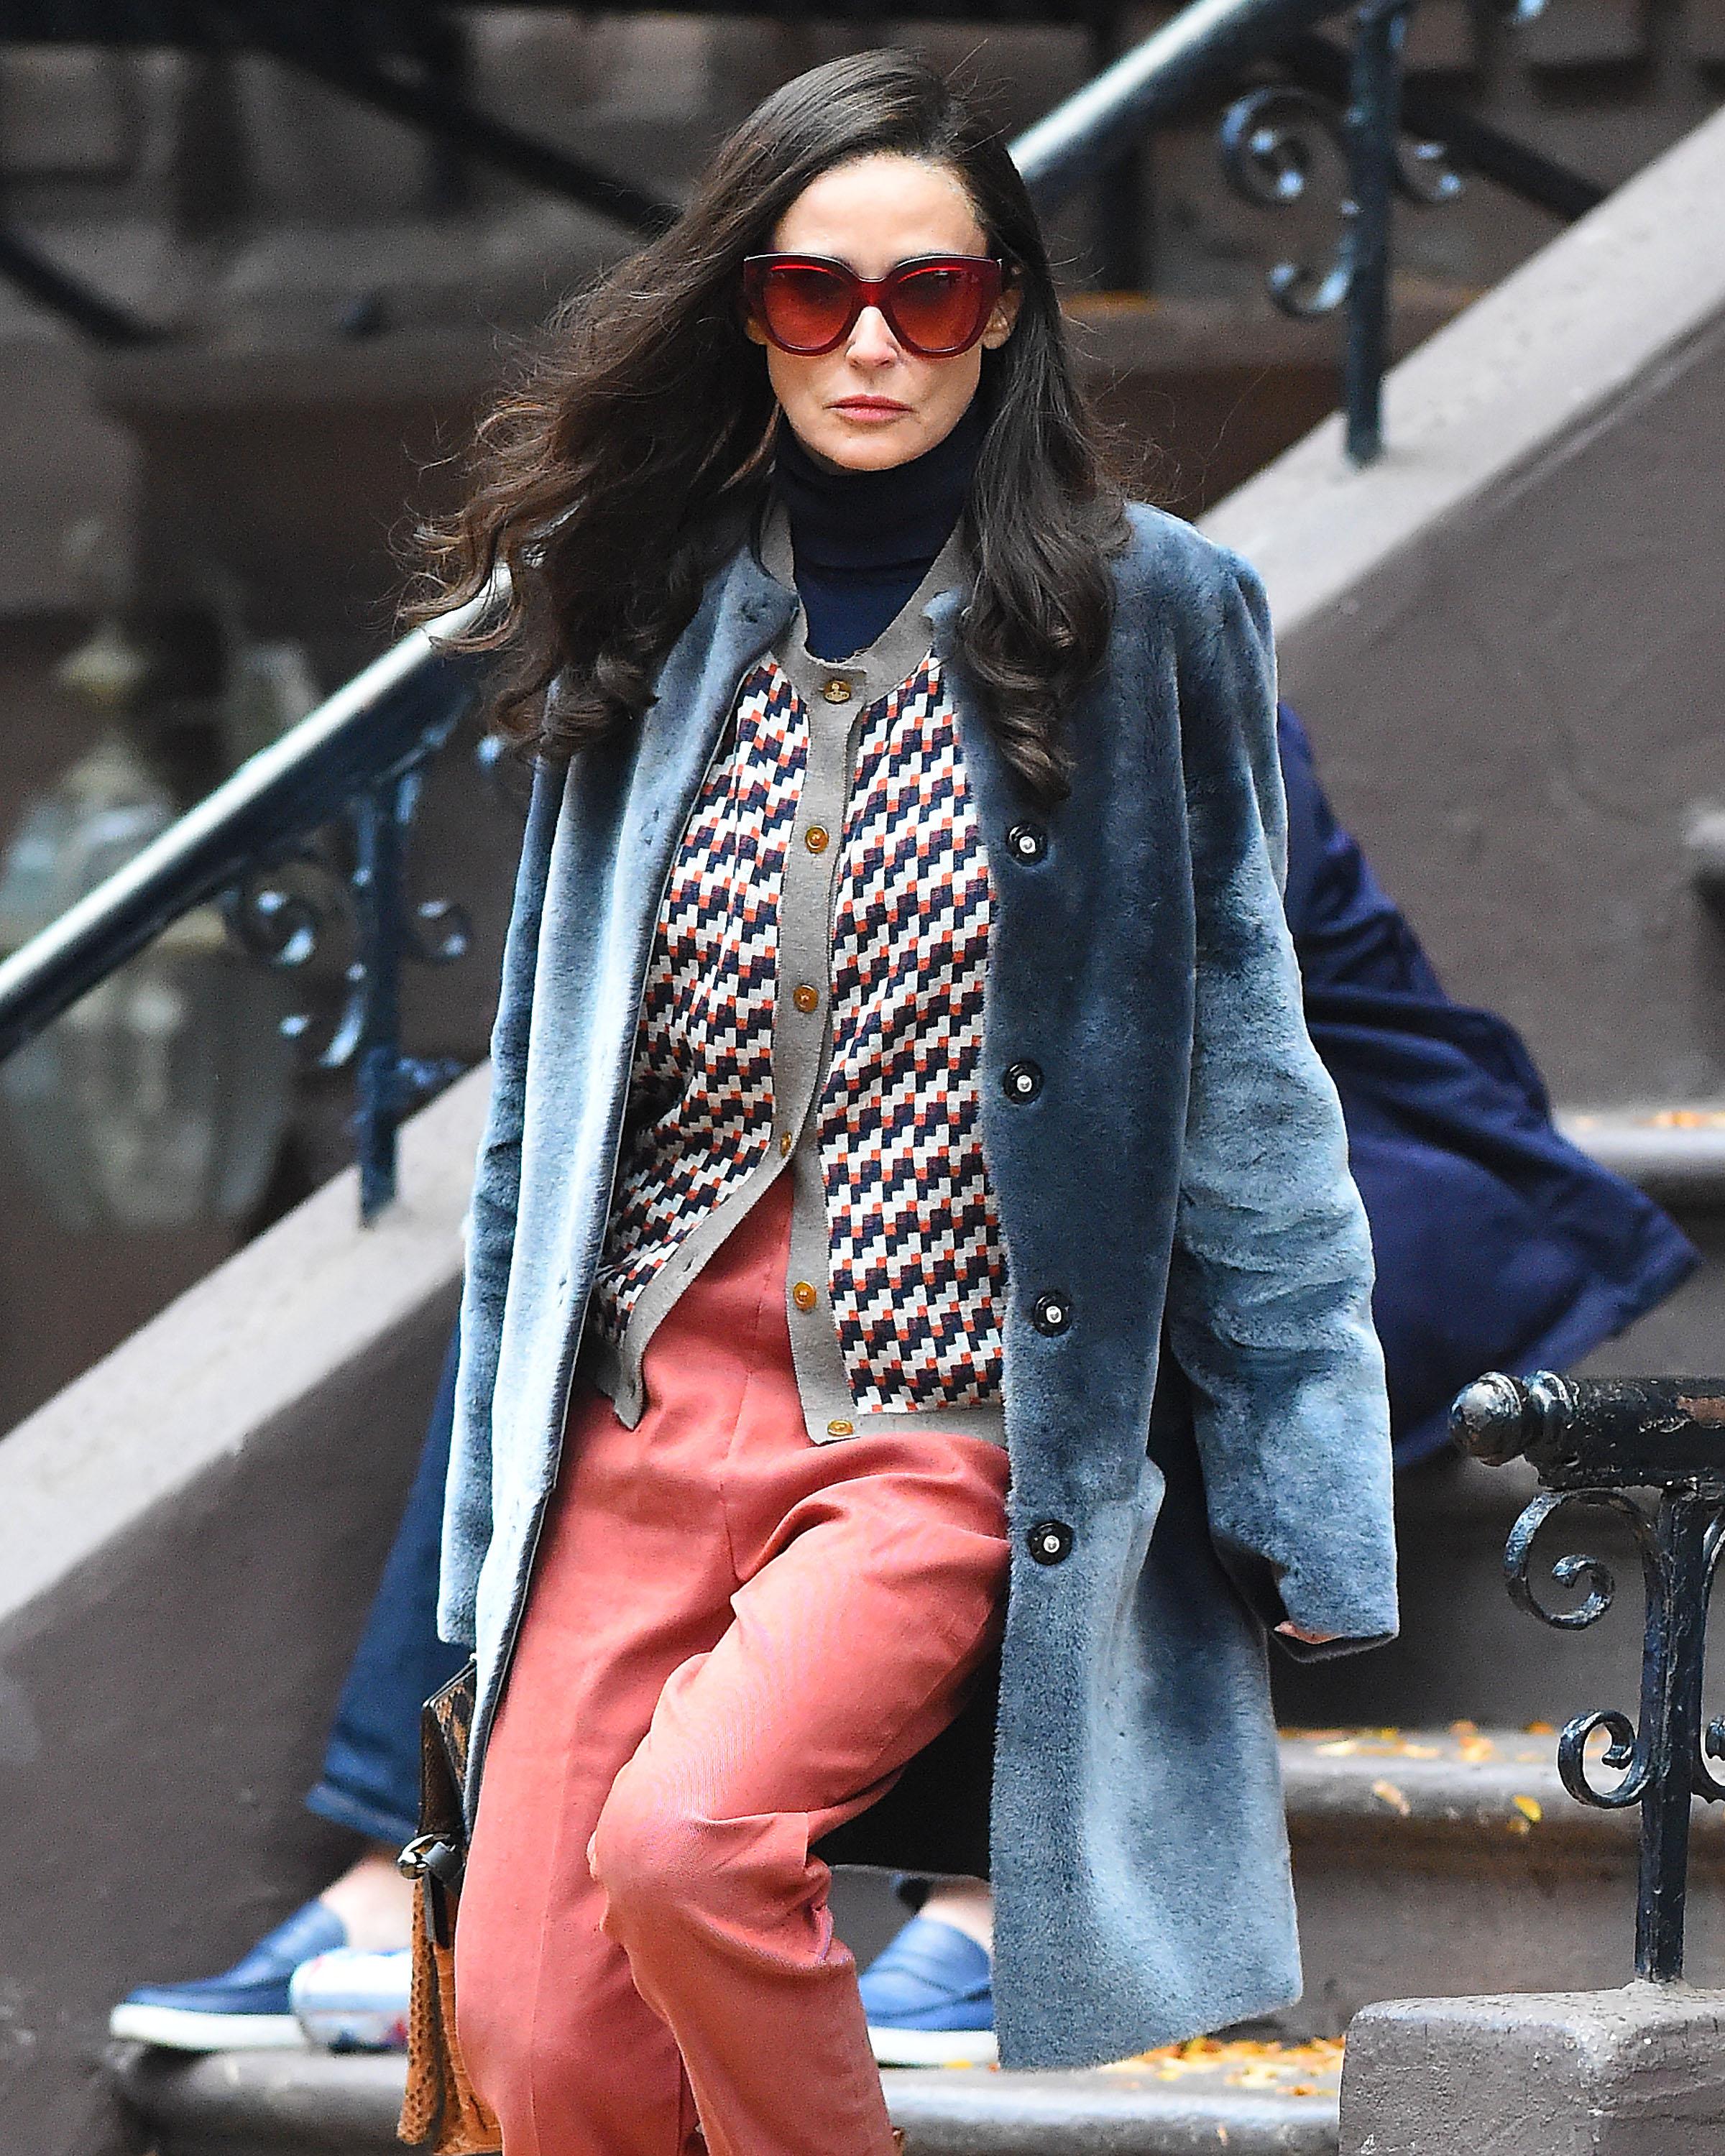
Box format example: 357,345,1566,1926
743,310,769,347
982,277,1022,350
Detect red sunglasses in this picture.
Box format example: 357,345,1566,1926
742,252,1004,359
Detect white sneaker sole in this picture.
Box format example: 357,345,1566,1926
109,2004,308,2052
868,2024,998,2067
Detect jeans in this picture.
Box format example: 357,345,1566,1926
305,1322,469,1848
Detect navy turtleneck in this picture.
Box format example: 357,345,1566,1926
774,400,983,661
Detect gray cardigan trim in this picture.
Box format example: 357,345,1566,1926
586,514,1006,1447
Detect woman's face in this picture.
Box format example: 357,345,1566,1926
748,152,1020,473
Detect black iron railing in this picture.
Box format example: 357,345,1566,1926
1453,1372,1725,1981
0,0,1615,454
0,598,490,1220
1010,0,1610,460
0,0,1629,1225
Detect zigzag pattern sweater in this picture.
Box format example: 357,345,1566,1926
589,640,1006,1434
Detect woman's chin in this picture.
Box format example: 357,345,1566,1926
797,416,930,474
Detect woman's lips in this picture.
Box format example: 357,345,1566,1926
832,397,911,421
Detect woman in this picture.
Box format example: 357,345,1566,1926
104,714,1696,2063
431,47,1397,2156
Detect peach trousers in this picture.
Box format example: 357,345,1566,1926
454,1177,1012,2156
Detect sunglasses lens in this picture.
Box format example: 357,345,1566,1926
889,264,990,354
758,264,853,351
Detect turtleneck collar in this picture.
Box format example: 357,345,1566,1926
773,401,982,660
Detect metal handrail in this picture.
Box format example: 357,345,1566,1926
1015,0,1348,206
1454,1373,1725,1983
0,596,489,1067
0,597,490,1219
0,0,1614,1215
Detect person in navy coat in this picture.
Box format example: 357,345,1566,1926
1278,706,1693,1470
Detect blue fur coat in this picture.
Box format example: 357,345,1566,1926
441,504,1398,2068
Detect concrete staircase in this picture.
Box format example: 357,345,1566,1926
114,1718,1725,2155
116,2048,1346,2156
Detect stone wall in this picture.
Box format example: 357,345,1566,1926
1204,104,1725,1379
0,1070,483,2153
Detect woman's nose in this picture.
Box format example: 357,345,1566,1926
845,305,901,366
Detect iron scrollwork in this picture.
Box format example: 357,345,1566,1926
1455,1371,1725,1981
1504,1486,1662,1810
220,732,471,1222
1215,0,1426,462
1218,86,1356,318
1218,0,1540,464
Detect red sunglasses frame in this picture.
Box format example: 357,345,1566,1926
742,252,1005,359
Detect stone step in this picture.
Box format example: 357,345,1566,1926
1268,1451,1725,1733
116,1724,1725,2152
828,1724,1725,2041
1280,1722,1725,2032
824,1716,1716,2042
114,2045,1343,2156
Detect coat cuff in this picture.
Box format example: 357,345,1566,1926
1216,1533,1399,1657
1272,1572,1399,1658
1272,1624,1398,1664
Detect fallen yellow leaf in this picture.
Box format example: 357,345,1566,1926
1371,1777,1412,1816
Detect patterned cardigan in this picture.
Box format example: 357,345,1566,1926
585,530,1008,1445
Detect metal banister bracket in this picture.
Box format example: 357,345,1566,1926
1453,1370,1725,1981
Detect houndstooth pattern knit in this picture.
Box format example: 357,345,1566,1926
591,662,805,1342
592,651,1006,1413
818,658,1004,1409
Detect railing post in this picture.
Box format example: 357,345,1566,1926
347,778,408,1224
1634,1491,1712,1977
1452,1371,1725,1981
1087,6,1154,292
339,762,469,1225
1341,0,1410,463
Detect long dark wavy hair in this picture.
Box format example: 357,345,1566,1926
415,49,1126,802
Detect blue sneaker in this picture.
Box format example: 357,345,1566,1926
859,1916,997,2065
109,1900,346,2051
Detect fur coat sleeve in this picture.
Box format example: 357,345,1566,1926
1163,553,1397,1651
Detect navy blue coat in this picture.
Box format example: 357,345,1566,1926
1276,709,1696,1465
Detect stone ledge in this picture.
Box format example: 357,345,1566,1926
1202,106,1725,642
0,1069,488,2156
889,2062,1338,2155
1282,1726,1725,1861
1338,1984,1725,2156
113,2047,1341,2156
1557,1107,1725,1210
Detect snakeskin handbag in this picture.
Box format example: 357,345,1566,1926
396,1661,500,2155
